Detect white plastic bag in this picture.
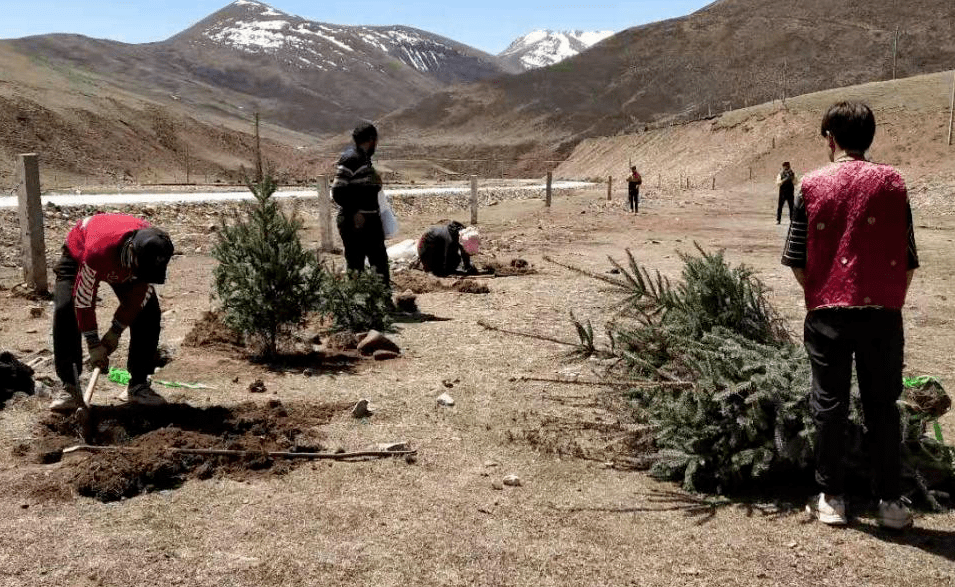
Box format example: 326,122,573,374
387,239,418,263
379,190,399,239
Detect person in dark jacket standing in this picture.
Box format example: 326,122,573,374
782,101,917,530
627,166,642,213
776,161,796,224
332,122,389,286
50,214,174,412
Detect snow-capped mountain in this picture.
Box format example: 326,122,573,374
499,30,615,70
174,0,516,85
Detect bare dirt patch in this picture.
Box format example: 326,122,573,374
16,400,353,502
182,310,244,351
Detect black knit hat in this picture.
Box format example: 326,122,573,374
352,122,378,145
131,228,174,284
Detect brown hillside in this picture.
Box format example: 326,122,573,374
555,70,955,214
383,0,955,166
0,43,320,187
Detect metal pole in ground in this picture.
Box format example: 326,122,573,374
607,176,612,201
316,175,334,251
470,175,479,225
545,171,553,207
948,71,955,147
17,153,48,295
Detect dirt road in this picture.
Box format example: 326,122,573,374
0,182,952,586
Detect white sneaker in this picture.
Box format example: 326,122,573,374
49,384,82,413
878,500,913,530
120,382,167,406
806,493,848,526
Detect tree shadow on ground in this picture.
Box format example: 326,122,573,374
257,350,361,374
552,489,805,526
850,522,955,562
392,311,452,324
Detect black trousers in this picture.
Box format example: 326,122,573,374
804,308,904,500
628,189,640,213
337,211,390,286
53,249,162,387
777,184,794,223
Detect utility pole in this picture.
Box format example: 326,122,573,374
892,27,900,80
254,112,263,182
948,71,955,147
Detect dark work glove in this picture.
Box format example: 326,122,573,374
101,325,122,355
88,342,110,370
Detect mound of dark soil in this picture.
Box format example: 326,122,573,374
182,311,244,350
481,258,537,277
392,271,490,295
22,400,352,502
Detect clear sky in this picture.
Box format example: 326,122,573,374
0,0,713,54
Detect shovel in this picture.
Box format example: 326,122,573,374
72,365,100,443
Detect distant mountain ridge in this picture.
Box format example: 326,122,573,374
498,30,615,70
9,0,520,135
385,0,955,166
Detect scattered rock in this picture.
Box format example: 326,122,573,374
491,480,504,491
352,399,372,418
376,442,407,452
442,380,455,388
248,379,267,394
404,453,417,465
394,290,418,313
373,350,400,361
325,331,359,351
436,392,455,407
503,475,522,487
29,306,44,318
357,330,400,355
484,461,499,468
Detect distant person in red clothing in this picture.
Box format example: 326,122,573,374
50,214,174,412
781,101,918,530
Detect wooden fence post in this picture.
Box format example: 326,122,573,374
316,175,334,251
545,171,553,207
607,176,613,201
17,154,48,294
470,175,479,225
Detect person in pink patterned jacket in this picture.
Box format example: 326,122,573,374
50,214,174,412
781,101,918,530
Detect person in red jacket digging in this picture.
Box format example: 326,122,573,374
782,101,918,530
50,214,174,412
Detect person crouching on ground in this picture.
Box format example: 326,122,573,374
781,101,918,530
627,166,642,213
332,122,390,288
50,214,174,411
417,221,477,277
776,161,796,224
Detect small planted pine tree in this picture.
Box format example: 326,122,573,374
212,176,325,359
319,269,394,333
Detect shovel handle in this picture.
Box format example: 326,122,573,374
83,367,101,408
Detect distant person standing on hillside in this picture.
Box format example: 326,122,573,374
332,122,390,287
776,161,796,224
781,101,918,530
627,166,642,213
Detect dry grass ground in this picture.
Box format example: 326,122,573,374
0,180,953,586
